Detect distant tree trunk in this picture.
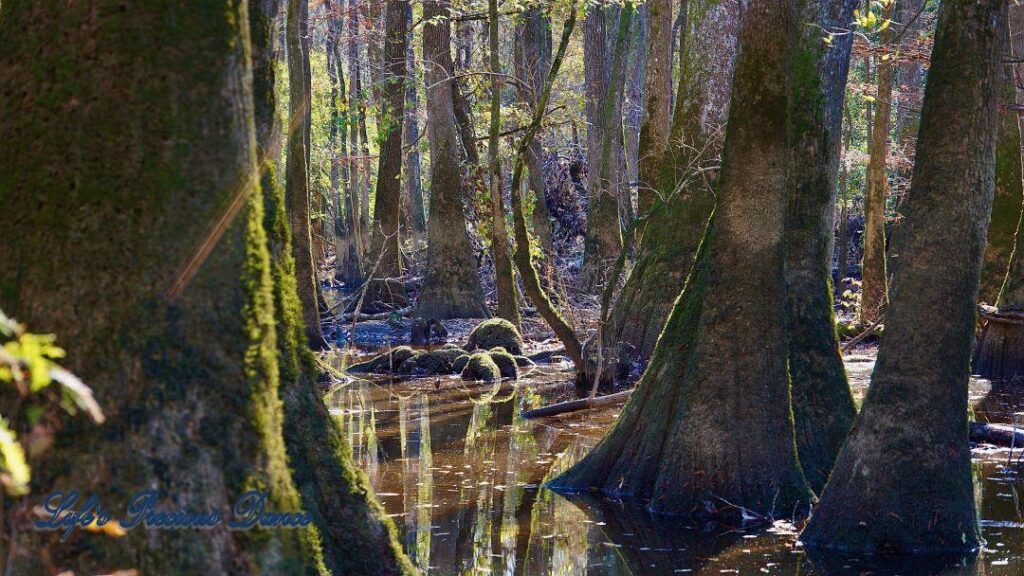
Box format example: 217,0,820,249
253,2,414,573
287,0,327,348
580,5,626,291
784,0,859,494
333,3,363,286
365,0,410,311
635,0,675,221
621,7,647,246
552,0,814,519
894,0,925,149
402,2,426,236
860,0,894,323
488,0,521,326
514,6,556,261
837,107,853,281
0,1,328,572
416,0,490,319
600,0,739,373
802,0,1007,553
348,0,369,261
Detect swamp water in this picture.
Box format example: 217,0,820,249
328,348,1024,575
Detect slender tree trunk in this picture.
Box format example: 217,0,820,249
600,0,739,372
254,3,414,573
802,0,1007,553
402,2,426,236
333,6,363,286
416,0,490,319
894,0,925,149
553,0,814,519
837,108,853,281
860,0,894,323
488,0,521,326
287,0,327,348
635,0,675,221
0,2,323,572
348,0,368,263
580,5,626,291
365,0,410,311
784,0,859,494
514,6,556,261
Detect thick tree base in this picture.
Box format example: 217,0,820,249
973,305,1024,382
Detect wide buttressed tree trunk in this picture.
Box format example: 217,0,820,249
287,0,327,348
366,0,411,311
784,0,859,494
859,0,895,323
253,2,415,574
601,0,739,372
579,3,626,291
0,2,321,573
802,0,1007,553
552,0,815,518
416,0,490,319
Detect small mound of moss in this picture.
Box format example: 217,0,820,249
348,346,416,373
452,354,471,373
466,318,524,355
514,355,534,368
460,352,501,382
487,349,518,379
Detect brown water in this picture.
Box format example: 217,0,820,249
328,352,1024,575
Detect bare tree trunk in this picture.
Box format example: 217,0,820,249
416,0,490,319
402,2,426,236
287,0,327,348
333,1,363,286
553,0,814,519
488,0,521,326
802,0,1007,553
635,0,675,221
365,0,410,311
860,0,894,323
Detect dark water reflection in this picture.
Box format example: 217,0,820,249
329,357,1024,575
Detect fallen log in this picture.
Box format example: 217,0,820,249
338,306,413,322
521,389,633,419
970,422,1024,448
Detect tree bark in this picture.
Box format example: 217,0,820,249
579,5,626,291
402,2,426,236
784,0,859,494
802,0,1007,553
635,0,675,220
254,3,415,573
600,0,739,372
330,4,363,286
553,0,814,519
0,1,320,572
416,0,490,319
287,0,327,348
366,0,410,311
488,0,521,326
860,0,895,323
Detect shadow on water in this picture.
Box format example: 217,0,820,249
328,354,1024,575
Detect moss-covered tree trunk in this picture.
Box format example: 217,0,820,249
784,0,859,494
552,0,814,518
802,0,1007,553
972,14,1024,381
0,2,317,573
487,0,521,327
859,0,894,323
366,0,410,311
978,28,1024,305
416,0,490,320
600,0,738,372
286,0,327,348
579,5,625,291
252,3,415,573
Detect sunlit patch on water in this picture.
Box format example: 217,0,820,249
329,349,1024,575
